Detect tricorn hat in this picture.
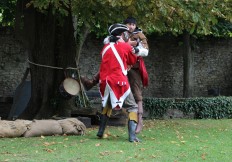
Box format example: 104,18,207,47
108,23,129,36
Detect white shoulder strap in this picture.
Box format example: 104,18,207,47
110,43,127,75
101,44,111,58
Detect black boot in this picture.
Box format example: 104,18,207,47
97,114,109,138
128,120,140,142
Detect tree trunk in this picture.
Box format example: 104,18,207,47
16,0,77,119
183,31,194,98
74,22,90,108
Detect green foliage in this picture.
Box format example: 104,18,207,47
0,0,16,26
1,0,230,37
25,0,231,37
145,0,231,36
143,96,232,119
211,19,232,37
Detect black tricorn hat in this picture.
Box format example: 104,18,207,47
108,23,129,36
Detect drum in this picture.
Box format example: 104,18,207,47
59,78,80,99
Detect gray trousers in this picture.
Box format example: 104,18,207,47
106,91,138,113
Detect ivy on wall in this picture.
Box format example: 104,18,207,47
143,96,232,119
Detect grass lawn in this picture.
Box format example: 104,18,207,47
0,119,232,162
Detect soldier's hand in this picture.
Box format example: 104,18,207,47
128,39,137,46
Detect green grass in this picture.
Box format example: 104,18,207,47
0,119,232,162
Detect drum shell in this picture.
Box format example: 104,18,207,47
59,78,80,99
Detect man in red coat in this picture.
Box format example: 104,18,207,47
97,23,140,142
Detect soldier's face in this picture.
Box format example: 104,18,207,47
126,23,136,32
122,31,129,42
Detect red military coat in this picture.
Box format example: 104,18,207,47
99,42,137,109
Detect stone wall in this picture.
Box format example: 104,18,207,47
193,38,232,97
79,35,232,98
0,28,232,98
0,27,28,97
